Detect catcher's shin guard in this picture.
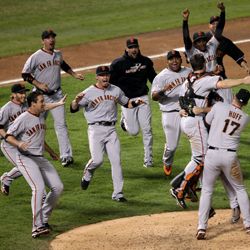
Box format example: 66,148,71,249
178,163,204,199
170,171,185,189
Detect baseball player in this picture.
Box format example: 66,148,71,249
0,84,60,196
170,54,250,209
151,50,192,176
197,89,250,240
22,29,84,167
70,66,145,202
206,15,250,79
110,38,157,168
182,2,225,73
5,91,64,238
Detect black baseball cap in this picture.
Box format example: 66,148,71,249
96,66,110,75
11,84,29,93
193,31,207,42
209,16,220,24
126,38,139,48
235,88,250,104
41,29,57,39
167,50,181,60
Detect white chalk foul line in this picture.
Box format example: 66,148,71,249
1,38,250,86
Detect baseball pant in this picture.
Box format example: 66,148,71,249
44,90,72,159
1,142,22,186
162,111,181,166
181,116,208,176
83,125,124,200
121,95,153,164
198,149,250,230
16,153,63,232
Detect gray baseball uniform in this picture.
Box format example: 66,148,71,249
0,101,27,186
178,74,237,208
76,84,129,200
22,49,72,160
179,74,221,174
7,110,63,233
151,66,192,166
186,36,219,72
198,102,250,231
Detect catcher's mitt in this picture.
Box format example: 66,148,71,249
179,96,196,117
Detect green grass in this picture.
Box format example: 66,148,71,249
1,0,250,249
1,76,250,250
0,0,250,57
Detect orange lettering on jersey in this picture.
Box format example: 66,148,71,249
165,76,187,91
25,123,46,136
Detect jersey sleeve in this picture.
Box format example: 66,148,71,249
205,104,216,125
205,75,221,90
0,106,10,127
117,88,129,106
6,116,26,137
151,75,162,93
22,54,36,74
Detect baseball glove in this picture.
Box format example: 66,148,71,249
179,96,196,117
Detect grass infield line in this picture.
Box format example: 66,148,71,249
1,38,250,86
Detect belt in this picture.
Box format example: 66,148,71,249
88,121,116,126
164,109,180,113
20,153,43,157
208,146,236,152
40,87,61,96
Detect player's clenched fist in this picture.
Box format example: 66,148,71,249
217,2,225,11
182,9,190,20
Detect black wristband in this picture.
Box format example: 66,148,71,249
70,103,79,113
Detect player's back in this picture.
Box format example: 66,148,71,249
207,102,249,150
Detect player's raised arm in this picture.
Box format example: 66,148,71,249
182,9,192,50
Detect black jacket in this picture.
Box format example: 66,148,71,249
110,51,157,98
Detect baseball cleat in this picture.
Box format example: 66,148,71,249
32,227,50,238
231,206,240,224
81,178,90,190
43,223,52,231
163,165,172,176
112,197,128,202
208,207,216,219
120,117,127,132
1,182,10,196
196,229,206,240
170,188,187,209
143,161,153,168
61,157,74,167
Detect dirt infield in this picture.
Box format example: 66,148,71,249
1,18,250,250
0,17,250,82
50,209,250,250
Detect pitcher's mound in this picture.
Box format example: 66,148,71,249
50,209,250,250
